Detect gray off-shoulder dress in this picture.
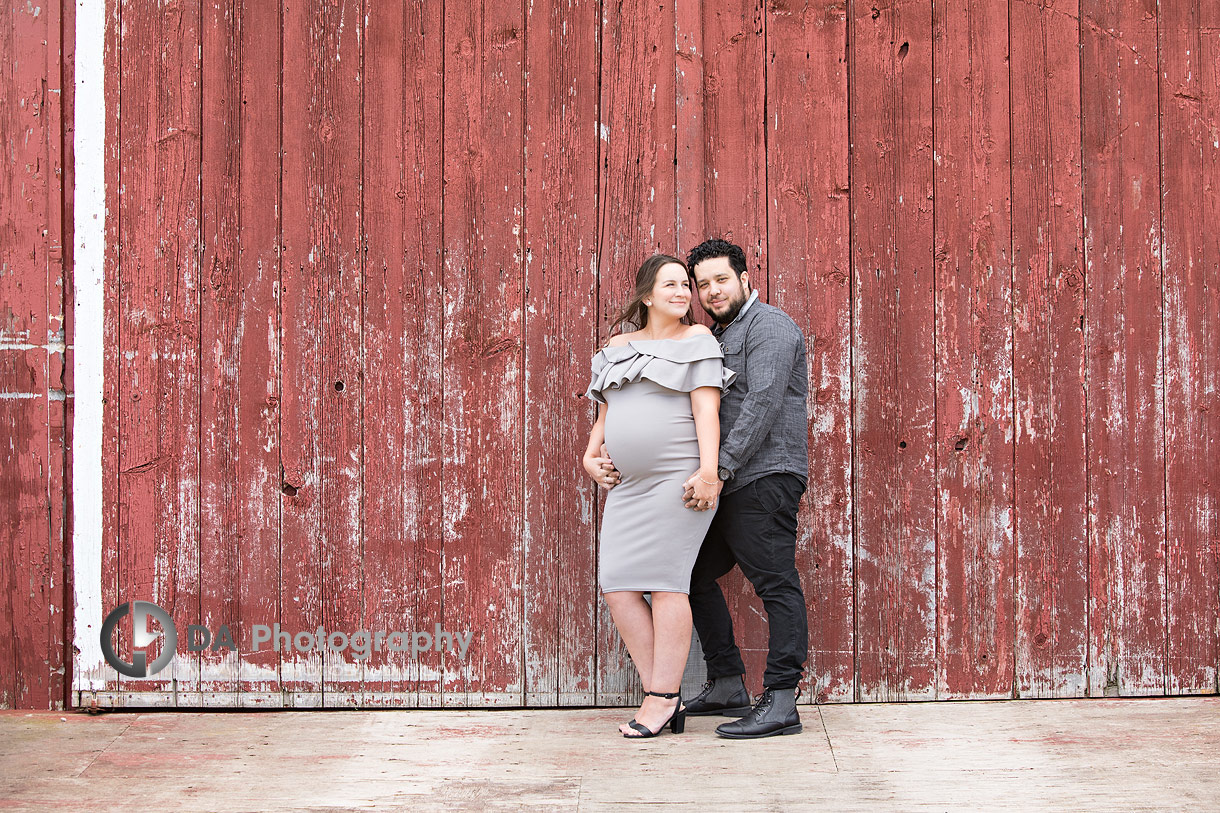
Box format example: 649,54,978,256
585,333,736,594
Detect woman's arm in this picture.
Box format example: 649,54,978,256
582,402,618,489
687,386,722,509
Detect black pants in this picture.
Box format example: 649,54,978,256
689,473,808,690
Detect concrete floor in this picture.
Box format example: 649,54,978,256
1,697,1217,811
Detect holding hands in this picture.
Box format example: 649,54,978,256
583,443,621,490
683,469,722,512
583,447,721,514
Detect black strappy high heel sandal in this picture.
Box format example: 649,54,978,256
623,690,686,739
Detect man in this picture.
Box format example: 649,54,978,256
679,238,809,739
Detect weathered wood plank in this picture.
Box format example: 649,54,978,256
199,0,282,702
0,0,66,708
442,0,527,706
59,0,78,710
675,0,771,693
312,0,364,708
361,0,445,705
115,0,202,699
1082,0,1167,696
47,0,70,712
1010,0,1089,699
279,0,328,703
1200,8,1220,695
595,0,679,705
675,0,767,288
675,0,705,256
99,0,123,701
1160,0,1219,695
766,0,853,703
849,0,938,701
522,0,600,706
932,0,1015,699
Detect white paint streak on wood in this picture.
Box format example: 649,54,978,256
72,0,108,691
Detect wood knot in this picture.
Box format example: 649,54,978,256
492,26,520,50
209,256,228,290
823,268,849,286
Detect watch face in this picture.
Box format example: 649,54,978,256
718,467,731,481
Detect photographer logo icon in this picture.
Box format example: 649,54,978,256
100,601,178,678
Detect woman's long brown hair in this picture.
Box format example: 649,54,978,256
607,254,694,337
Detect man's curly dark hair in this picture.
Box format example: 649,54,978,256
686,238,748,279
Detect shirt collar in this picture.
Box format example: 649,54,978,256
714,288,759,335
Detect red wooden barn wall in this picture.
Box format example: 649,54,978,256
1,0,73,709
1,0,1218,708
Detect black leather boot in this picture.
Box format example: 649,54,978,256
685,674,752,717
714,687,802,738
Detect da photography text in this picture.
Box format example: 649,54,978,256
100,600,475,677
250,623,475,660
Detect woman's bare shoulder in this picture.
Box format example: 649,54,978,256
607,331,637,347
681,323,713,338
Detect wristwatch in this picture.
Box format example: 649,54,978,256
717,466,733,482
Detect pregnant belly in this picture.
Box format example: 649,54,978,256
602,381,700,479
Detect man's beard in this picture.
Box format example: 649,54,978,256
710,289,749,325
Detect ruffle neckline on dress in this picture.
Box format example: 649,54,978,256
585,333,736,404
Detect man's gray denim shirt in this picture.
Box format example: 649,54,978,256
713,291,810,495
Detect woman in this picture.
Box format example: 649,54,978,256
582,254,735,739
